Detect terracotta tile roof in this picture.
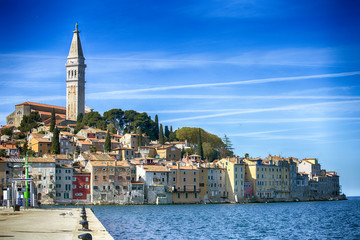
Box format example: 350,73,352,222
141,165,170,172
78,140,92,146
131,181,144,185
112,134,123,138
89,154,114,161
170,165,198,170
29,157,55,163
33,137,52,143
16,101,66,111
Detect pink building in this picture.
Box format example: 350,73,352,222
244,181,253,198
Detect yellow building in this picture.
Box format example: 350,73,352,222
245,158,290,199
198,165,208,201
170,165,200,204
29,136,52,156
217,158,244,202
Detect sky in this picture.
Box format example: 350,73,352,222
0,0,359,195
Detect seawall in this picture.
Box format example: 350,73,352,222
0,207,113,240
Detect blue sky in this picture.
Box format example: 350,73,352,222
0,0,360,195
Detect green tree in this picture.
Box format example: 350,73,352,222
203,142,219,161
154,115,159,139
0,149,6,157
18,111,42,133
104,130,111,153
75,113,85,133
50,108,56,132
20,139,29,156
164,125,170,138
159,124,165,145
107,122,117,134
168,126,177,141
82,111,106,130
51,127,60,154
1,128,13,136
89,146,97,153
103,109,124,133
223,134,234,156
197,128,204,159
138,128,143,147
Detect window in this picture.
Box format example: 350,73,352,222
85,177,89,182
73,185,76,189
186,193,188,199
194,178,196,182
183,178,186,182
93,186,98,190
103,176,106,180
85,185,89,189
195,193,197,198
173,177,176,182
178,193,180,199
56,192,61,197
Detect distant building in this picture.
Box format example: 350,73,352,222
170,165,200,204
55,164,73,203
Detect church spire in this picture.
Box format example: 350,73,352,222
65,23,86,121
68,22,84,59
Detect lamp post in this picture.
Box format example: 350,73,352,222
24,152,30,207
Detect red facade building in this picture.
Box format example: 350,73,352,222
72,168,91,202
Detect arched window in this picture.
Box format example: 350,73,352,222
74,70,77,77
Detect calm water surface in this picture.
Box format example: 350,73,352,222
91,198,360,240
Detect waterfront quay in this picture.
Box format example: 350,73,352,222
0,207,113,240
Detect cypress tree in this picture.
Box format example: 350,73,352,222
164,125,170,138
159,124,164,145
138,128,143,147
154,114,159,139
51,127,60,154
197,128,204,160
104,130,111,153
50,108,56,132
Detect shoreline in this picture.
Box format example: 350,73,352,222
38,194,347,206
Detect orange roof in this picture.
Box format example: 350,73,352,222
33,137,51,143
170,165,198,170
16,101,66,111
29,157,55,163
141,165,170,172
89,160,129,167
78,140,92,145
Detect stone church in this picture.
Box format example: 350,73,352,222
6,24,92,127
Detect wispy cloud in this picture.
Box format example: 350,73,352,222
286,86,358,96
88,71,360,96
86,94,360,100
161,100,360,123
204,117,360,125
228,129,296,137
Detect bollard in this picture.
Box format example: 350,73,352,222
78,233,92,240
81,206,86,215
80,214,87,220
79,220,89,230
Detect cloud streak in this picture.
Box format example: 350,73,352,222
89,71,360,95
161,100,360,123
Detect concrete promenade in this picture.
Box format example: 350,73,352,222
0,207,113,240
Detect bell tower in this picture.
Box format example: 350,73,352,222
65,23,86,121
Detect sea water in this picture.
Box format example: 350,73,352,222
92,197,360,240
